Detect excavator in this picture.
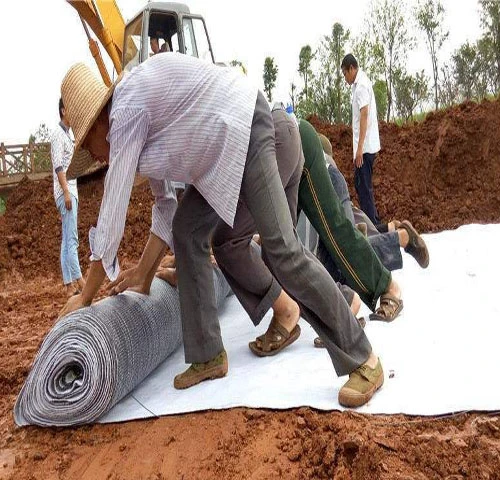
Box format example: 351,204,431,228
67,0,215,86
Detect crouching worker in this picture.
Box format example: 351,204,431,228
58,53,384,408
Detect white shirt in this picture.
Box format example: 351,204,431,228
50,122,78,202
90,53,258,280
351,69,380,156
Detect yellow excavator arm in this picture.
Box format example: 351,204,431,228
67,0,126,85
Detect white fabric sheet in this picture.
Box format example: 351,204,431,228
101,224,500,422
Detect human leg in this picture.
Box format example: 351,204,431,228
241,94,374,379
298,120,390,311
354,153,380,225
368,232,403,271
212,109,303,326
56,195,74,293
172,186,225,364
66,195,83,285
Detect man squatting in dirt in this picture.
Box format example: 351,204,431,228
50,98,85,297
58,52,384,408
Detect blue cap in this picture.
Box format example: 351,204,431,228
286,105,294,114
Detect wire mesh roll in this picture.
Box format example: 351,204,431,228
14,272,231,427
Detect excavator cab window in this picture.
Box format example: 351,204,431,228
123,14,143,71
147,12,178,56
182,16,213,63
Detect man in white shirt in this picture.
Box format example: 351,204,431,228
50,98,85,297
58,54,385,408
341,54,381,225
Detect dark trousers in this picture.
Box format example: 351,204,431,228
355,153,380,225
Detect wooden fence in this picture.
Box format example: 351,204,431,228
0,142,52,189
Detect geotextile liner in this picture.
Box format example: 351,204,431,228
14,273,231,427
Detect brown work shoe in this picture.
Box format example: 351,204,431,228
174,350,228,390
338,358,384,408
400,220,430,268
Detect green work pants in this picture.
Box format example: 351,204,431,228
298,120,391,310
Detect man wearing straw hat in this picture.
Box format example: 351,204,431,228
59,52,384,408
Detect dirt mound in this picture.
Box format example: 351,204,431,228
0,170,154,281
310,97,500,233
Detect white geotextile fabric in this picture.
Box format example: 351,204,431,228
100,224,500,422
14,272,231,427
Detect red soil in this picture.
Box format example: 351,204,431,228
1,97,500,479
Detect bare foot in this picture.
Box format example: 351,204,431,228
272,289,300,333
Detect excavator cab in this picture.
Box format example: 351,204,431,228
123,2,214,71
68,0,215,85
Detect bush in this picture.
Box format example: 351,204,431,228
0,196,6,215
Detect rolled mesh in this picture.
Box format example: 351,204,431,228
14,271,231,427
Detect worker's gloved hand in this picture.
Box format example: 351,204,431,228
58,293,89,319
108,267,149,296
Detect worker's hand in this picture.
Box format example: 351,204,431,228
159,254,176,269
354,150,364,168
59,293,89,319
64,191,72,210
156,267,178,287
108,267,149,295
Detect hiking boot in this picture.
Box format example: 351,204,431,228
174,350,228,390
400,220,430,268
338,358,384,408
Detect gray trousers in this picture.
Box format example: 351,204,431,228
213,110,354,323
173,92,371,376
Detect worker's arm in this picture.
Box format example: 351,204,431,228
51,128,73,210
108,232,167,295
58,260,106,318
108,179,177,295
354,105,368,168
58,107,150,319
56,169,73,210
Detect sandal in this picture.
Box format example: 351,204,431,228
369,293,403,322
249,317,301,357
314,317,366,348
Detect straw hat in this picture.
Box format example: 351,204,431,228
61,63,119,179
318,133,333,157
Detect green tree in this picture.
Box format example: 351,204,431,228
263,57,278,102
229,59,247,75
29,123,52,172
453,41,490,101
393,69,429,122
479,0,500,92
373,79,388,122
416,0,449,110
298,45,314,101
366,0,415,121
351,36,384,82
439,63,459,107
329,23,351,123
305,23,351,124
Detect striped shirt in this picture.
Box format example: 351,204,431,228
90,53,258,280
51,122,78,202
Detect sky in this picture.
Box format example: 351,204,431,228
0,0,483,144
